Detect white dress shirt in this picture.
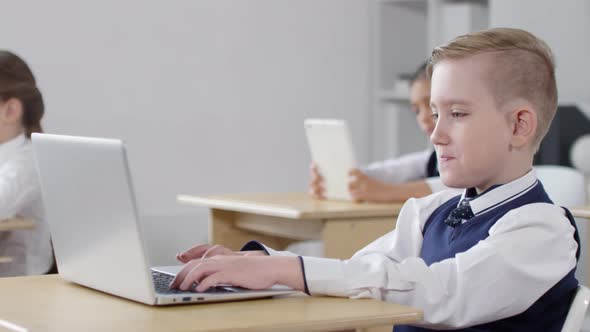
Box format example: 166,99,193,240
0,134,53,276
361,148,448,193
262,170,578,329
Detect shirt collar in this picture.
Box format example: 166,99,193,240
0,133,27,155
459,169,538,217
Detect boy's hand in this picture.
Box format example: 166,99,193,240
169,256,304,292
176,244,265,263
348,168,396,203
309,162,325,200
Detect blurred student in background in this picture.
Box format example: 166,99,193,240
0,50,53,276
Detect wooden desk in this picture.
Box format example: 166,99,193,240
177,193,403,259
570,206,590,219
0,275,422,332
0,218,33,232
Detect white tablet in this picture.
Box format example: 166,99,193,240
304,119,356,201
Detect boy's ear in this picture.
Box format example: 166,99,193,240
0,98,24,124
509,106,537,150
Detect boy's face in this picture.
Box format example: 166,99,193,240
430,55,513,192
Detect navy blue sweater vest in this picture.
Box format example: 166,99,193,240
394,182,580,332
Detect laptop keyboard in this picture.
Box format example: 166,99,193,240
151,270,237,294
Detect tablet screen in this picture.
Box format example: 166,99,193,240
304,119,356,201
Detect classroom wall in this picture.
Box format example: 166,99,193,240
489,0,590,104
0,0,372,265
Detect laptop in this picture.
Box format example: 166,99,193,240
31,133,296,305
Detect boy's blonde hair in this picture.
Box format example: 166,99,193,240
427,28,557,151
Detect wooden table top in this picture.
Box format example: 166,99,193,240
178,192,404,219
570,206,590,219
0,218,34,232
0,275,422,332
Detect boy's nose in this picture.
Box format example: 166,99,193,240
430,119,449,146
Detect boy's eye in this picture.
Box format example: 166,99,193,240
451,112,466,118
431,113,439,121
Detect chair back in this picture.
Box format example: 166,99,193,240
535,165,588,287
561,285,590,332
535,165,587,207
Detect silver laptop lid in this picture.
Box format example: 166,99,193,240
32,133,156,305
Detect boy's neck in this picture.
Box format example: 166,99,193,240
475,159,534,194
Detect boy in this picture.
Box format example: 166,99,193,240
171,28,579,331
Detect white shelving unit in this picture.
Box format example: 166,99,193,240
369,0,488,162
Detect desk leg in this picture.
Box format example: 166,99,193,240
209,209,295,251
322,216,397,259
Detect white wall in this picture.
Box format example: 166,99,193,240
0,0,372,265
490,0,590,104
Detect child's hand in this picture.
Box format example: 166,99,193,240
348,168,395,203
176,244,266,263
309,162,325,200
169,256,304,292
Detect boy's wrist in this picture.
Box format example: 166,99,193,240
272,256,306,292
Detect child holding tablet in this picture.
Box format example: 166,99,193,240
0,50,53,276
310,62,453,203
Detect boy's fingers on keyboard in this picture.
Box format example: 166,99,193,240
176,253,193,263
196,272,226,293
179,262,214,291
178,244,213,261
202,245,234,258
169,260,199,288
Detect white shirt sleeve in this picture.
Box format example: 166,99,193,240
361,149,431,184
299,195,578,328
0,156,39,220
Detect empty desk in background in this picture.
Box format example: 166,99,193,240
0,218,34,263
570,206,590,219
177,192,402,259
0,275,422,332
0,218,33,232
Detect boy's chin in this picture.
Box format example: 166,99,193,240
440,175,470,189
